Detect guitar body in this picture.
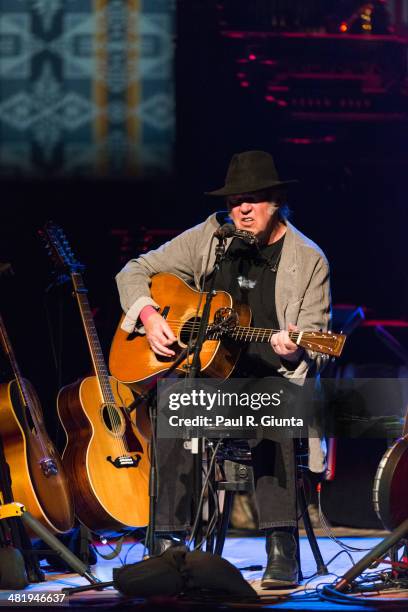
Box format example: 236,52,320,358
57,376,149,530
0,379,74,534
109,273,252,390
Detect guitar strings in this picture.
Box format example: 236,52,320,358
50,232,130,459
158,319,335,341
163,323,297,339
76,280,129,457
0,319,50,458
78,305,128,456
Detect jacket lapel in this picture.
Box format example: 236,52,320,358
275,221,298,329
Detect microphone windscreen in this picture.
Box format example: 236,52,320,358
214,223,236,239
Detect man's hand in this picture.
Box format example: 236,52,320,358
144,312,177,357
270,323,303,363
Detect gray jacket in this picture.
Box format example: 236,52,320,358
116,212,331,471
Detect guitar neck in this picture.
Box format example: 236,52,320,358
0,312,51,458
71,273,115,404
227,326,276,343
0,313,30,406
221,326,346,357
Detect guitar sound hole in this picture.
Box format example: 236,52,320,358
101,405,123,434
179,317,201,347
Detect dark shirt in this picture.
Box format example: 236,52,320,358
206,235,285,377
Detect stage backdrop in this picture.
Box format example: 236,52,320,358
0,0,175,177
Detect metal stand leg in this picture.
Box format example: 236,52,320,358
206,445,216,553
214,490,235,556
21,512,99,586
193,440,203,548
334,516,408,592
294,526,303,581
298,478,328,576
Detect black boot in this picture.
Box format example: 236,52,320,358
261,530,299,589
153,532,186,556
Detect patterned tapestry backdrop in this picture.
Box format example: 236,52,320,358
0,0,175,177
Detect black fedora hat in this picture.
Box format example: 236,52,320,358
206,150,297,197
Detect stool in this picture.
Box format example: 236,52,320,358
205,439,328,580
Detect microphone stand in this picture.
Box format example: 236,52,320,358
128,230,232,553
186,235,229,547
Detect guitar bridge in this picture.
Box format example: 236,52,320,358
106,455,141,469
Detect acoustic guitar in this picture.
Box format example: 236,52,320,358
40,223,149,530
0,313,74,533
109,272,347,390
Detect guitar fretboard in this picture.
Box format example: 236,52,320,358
71,273,115,405
0,313,31,407
0,312,51,459
208,326,299,343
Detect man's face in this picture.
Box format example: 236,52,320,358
227,190,279,243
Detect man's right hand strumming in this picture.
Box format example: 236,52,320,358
143,310,176,357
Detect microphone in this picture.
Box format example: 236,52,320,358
214,223,258,245
214,223,236,239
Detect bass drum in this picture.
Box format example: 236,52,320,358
373,435,408,531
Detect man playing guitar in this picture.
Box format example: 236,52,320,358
115,150,331,588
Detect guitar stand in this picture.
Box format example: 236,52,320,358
20,510,99,586
0,437,43,583
0,504,99,587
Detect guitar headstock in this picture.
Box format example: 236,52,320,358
298,331,347,358
39,221,85,275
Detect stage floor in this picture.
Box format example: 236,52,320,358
1,535,407,610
